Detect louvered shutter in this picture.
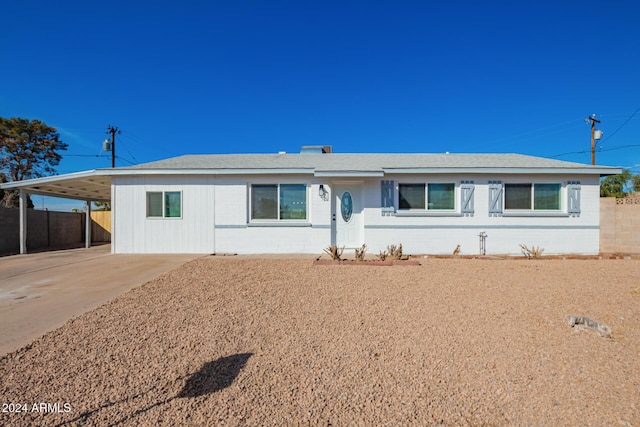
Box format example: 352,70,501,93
567,181,581,216
381,180,395,216
460,181,475,216
488,181,503,216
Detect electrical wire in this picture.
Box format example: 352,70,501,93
549,144,640,159
549,150,587,159
64,154,111,158
114,155,137,166
598,144,640,153
119,129,147,142
598,106,640,146
485,118,584,148
120,129,184,158
117,133,139,164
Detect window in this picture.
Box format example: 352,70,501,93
146,191,181,218
504,184,531,209
164,192,181,217
251,184,307,220
147,192,163,217
251,185,278,219
534,184,561,210
504,183,561,211
398,183,455,210
399,184,425,209
280,184,306,219
428,183,455,210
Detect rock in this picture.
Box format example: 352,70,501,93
566,315,612,338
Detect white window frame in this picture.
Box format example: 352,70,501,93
396,181,458,217
426,182,456,211
503,182,562,212
146,190,183,219
249,183,309,223
398,183,426,210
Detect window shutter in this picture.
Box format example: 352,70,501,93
567,181,581,216
488,181,503,216
381,180,395,216
460,181,475,216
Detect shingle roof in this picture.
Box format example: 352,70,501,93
121,152,617,174
0,152,621,202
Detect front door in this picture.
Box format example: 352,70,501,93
332,183,363,249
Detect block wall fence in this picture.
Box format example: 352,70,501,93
600,196,640,254
0,208,111,256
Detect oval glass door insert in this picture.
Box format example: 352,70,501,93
341,191,353,222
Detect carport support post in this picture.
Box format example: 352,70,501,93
85,201,92,249
19,189,27,254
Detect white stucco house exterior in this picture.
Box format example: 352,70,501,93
1,146,621,256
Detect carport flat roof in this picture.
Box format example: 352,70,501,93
0,170,112,201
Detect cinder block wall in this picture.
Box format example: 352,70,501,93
0,207,20,254
0,207,86,256
48,211,84,246
27,209,49,248
600,197,640,253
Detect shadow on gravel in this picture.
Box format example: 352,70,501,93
54,353,252,426
178,352,253,398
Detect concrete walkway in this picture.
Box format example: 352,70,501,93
0,245,200,356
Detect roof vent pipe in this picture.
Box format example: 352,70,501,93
300,145,332,154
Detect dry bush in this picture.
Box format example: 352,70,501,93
378,250,388,261
387,244,403,260
354,244,367,261
323,245,345,261
519,243,544,259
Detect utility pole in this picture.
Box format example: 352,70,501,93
585,114,601,165
106,125,121,168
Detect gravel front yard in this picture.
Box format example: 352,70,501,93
1,257,639,426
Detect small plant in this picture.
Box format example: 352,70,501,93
378,250,388,261
387,243,403,260
324,245,344,261
452,244,461,256
354,244,367,261
519,243,544,259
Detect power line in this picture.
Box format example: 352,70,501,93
119,129,147,142
120,129,183,158
485,118,584,148
114,155,137,166
117,133,139,164
65,154,110,158
598,105,640,146
549,143,640,159
599,143,640,153
549,150,587,159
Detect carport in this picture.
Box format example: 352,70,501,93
0,170,112,254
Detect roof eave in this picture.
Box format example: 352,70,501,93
382,167,623,175
108,168,316,175
314,171,384,177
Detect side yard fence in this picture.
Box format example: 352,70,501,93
90,210,112,242
600,197,640,254
0,208,111,256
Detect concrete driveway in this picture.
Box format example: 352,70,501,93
0,245,200,356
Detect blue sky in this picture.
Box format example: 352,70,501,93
2,1,639,210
